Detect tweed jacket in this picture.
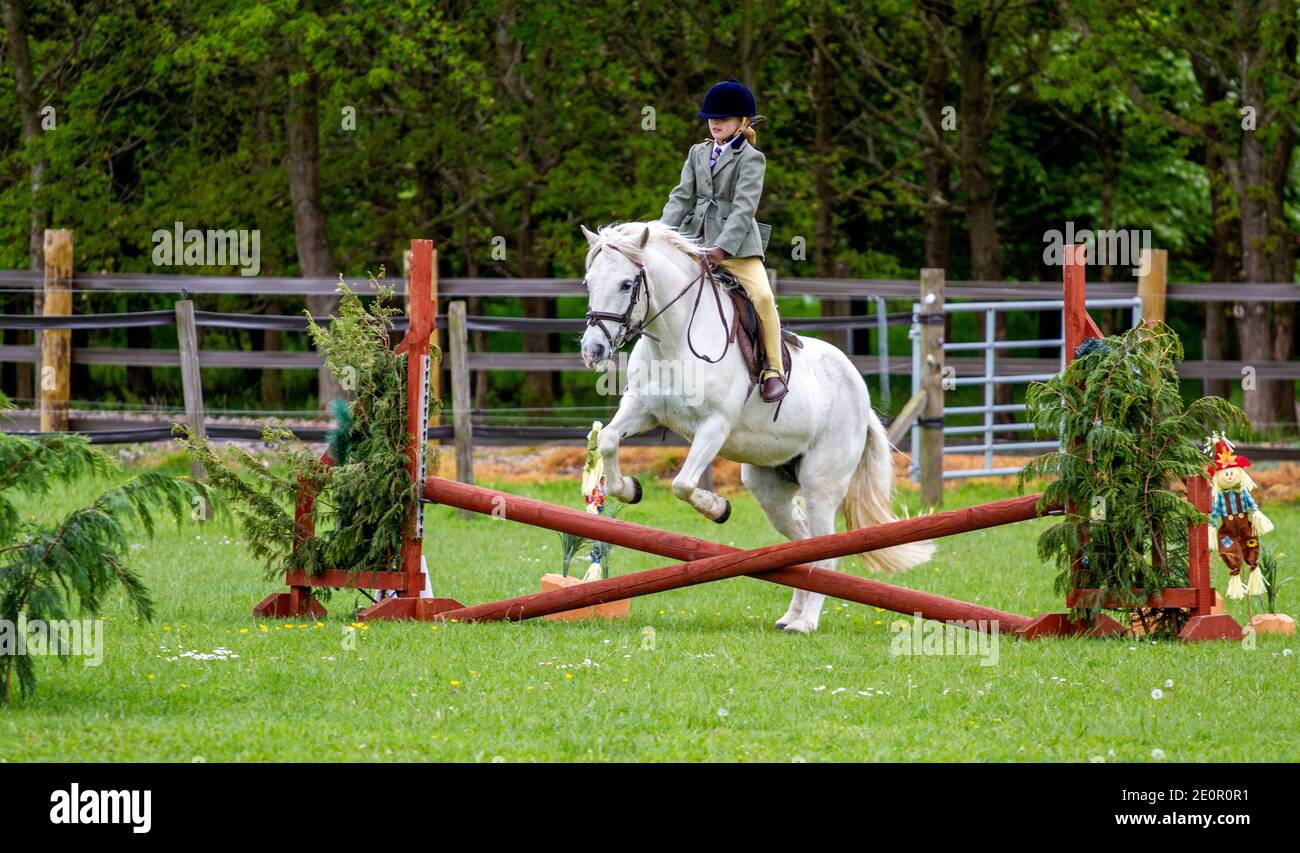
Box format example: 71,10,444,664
660,135,771,260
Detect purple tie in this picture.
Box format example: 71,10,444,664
710,144,723,172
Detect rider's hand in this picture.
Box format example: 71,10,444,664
703,246,726,268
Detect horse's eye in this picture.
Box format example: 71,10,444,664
619,279,633,292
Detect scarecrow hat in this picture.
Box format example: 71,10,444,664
1203,432,1251,477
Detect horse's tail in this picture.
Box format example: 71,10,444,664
841,406,935,573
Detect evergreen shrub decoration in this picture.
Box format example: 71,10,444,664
0,391,204,703
181,280,430,584
1018,322,1247,629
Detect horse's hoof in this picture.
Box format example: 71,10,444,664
626,476,642,504
775,620,788,631
713,500,731,524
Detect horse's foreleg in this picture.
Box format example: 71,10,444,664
672,416,732,523
598,396,656,504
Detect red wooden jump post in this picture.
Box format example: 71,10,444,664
254,239,459,620
1016,244,1241,642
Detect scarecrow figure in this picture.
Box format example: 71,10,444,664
1204,433,1273,612
582,420,607,516
580,421,609,581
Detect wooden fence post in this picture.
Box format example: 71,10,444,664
919,268,945,509
448,301,474,499
39,229,73,433
175,298,207,479
1138,247,1167,324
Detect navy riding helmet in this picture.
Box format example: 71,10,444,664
698,78,756,119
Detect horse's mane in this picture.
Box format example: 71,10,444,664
585,221,702,268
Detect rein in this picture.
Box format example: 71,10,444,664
583,244,735,364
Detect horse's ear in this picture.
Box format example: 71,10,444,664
638,227,650,249
581,224,600,247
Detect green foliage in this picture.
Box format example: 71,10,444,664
1018,323,1248,626
557,504,628,579
2,2,1295,418
181,281,417,583
1256,545,1291,615
0,390,204,703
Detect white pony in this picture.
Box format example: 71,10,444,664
578,221,933,633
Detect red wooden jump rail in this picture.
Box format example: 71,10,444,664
252,240,1240,642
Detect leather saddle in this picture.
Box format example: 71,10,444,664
713,267,802,388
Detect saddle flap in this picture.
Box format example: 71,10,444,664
727,287,796,386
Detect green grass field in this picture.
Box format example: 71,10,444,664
3,455,1297,762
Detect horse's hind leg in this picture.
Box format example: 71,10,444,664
779,443,859,634
672,415,732,522
741,464,810,630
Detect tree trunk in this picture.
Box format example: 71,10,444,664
957,15,1011,432
1098,110,1116,288
126,325,155,401
252,62,283,411
3,0,45,400
1190,57,1238,401
737,0,754,84
261,301,285,409
1204,143,1237,400
813,18,848,352
517,189,554,409
1232,173,1275,427
921,4,951,272
1220,10,1296,430
285,68,343,410
461,219,488,412
1097,109,1118,334
1228,47,1277,428
958,17,999,286
1264,85,1296,427
1272,300,1296,426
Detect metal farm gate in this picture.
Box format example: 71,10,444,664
908,296,1143,480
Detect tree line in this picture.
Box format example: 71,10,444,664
1,0,1296,426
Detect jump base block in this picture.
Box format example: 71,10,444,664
358,596,466,621
254,589,327,620
1016,612,1127,640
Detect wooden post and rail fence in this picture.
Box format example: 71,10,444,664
9,231,1298,501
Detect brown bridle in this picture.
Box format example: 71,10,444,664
583,243,735,364
583,244,656,350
